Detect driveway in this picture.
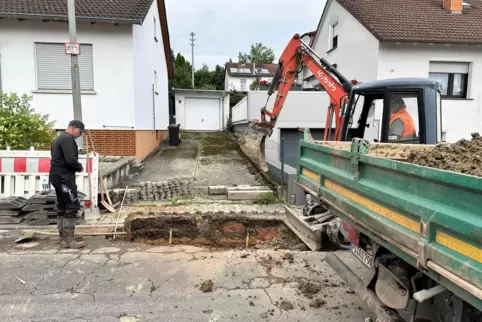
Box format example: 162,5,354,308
0,235,372,322
123,132,265,187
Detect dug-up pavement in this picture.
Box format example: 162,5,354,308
122,131,264,187
94,200,289,225
0,235,373,322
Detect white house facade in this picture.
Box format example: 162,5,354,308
0,0,174,160
303,0,482,142
224,62,277,91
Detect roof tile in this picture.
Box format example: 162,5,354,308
337,0,482,44
0,0,153,22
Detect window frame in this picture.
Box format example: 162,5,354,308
154,70,159,95
34,42,95,92
153,16,158,42
381,89,425,144
329,23,338,51
240,79,247,91
429,72,468,99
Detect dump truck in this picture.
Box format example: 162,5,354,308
289,130,482,321
241,33,482,321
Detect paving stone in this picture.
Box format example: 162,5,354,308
0,210,19,217
0,196,27,210
0,216,24,224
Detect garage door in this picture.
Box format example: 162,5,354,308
185,98,220,130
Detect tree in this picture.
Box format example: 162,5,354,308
212,65,226,90
238,43,275,64
169,52,226,91
195,64,214,89
169,52,194,90
0,92,56,150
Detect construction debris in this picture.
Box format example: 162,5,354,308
408,132,482,177
0,191,86,226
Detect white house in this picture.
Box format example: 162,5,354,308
0,0,174,161
224,62,277,91
303,0,482,142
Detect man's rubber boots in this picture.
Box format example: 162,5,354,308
63,218,85,249
57,216,65,245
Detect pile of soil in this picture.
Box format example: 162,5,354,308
279,300,294,311
200,280,213,292
309,298,326,308
408,133,482,177
282,253,294,263
298,281,322,299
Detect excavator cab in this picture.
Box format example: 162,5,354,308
340,78,442,145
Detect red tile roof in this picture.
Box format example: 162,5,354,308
336,0,482,44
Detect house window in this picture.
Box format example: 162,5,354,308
330,23,338,50
428,62,469,98
35,42,94,91
154,70,158,94
153,17,158,42
240,79,247,91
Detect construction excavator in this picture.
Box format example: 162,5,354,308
238,32,359,172
239,32,438,172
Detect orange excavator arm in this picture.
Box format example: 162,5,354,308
253,33,356,141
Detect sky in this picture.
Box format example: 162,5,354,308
165,0,327,69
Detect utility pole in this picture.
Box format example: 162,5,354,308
67,0,83,149
190,32,196,88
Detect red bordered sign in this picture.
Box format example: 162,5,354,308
65,42,81,55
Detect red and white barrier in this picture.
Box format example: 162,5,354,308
0,148,98,207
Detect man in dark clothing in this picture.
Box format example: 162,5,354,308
49,120,85,248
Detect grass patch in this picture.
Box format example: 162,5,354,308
253,192,281,205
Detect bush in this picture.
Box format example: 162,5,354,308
0,92,56,150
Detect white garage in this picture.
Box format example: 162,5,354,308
174,89,230,131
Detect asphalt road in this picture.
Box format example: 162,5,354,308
0,235,372,322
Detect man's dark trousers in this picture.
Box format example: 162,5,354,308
49,171,80,224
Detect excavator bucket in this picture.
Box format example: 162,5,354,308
238,123,271,173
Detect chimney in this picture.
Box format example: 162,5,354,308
443,0,463,13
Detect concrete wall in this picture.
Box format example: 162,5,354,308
0,19,135,130
133,0,169,130
303,0,380,88
174,91,229,130
378,43,482,142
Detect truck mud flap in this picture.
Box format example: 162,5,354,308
284,205,334,251
326,252,405,322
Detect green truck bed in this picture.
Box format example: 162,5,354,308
297,137,482,311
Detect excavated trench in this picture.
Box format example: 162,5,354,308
125,211,304,249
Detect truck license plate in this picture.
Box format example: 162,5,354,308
350,244,373,269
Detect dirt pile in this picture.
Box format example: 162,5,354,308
279,300,294,311
282,253,294,263
298,281,322,299
200,280,213,292
309,298,326,308
408,133,482,177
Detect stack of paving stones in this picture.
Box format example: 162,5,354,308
0,191,86,226
110,178,194,204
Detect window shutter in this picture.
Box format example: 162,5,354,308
35,43,94,91
429,62,469,74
